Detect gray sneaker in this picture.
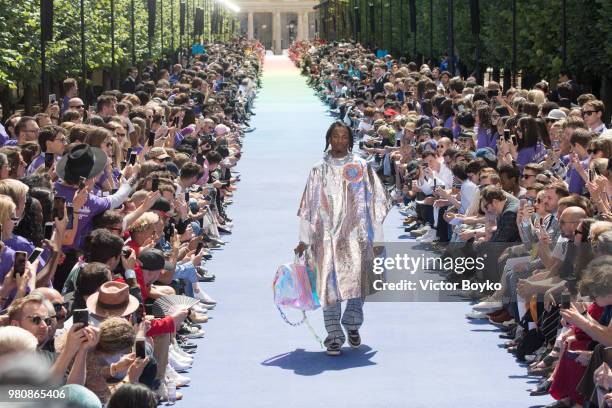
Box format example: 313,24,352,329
347,330,361,348
325,342,342,356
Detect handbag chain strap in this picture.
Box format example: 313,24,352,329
276,306,324,349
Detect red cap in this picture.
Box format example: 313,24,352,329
384,108,399,117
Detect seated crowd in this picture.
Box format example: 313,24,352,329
291,40,612,408
0,39,263,406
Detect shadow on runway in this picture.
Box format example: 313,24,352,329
261,346,377,376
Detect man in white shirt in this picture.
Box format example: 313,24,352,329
414,149,453,242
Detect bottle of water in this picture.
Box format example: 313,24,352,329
167,380,177,405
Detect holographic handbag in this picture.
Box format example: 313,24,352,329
273,257,323,347
273,257,320,313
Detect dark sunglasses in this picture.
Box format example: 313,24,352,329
27,315,53,326
582,110,597,117
52,302,69,313
587,149,600,154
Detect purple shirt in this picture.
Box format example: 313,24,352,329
443,116,453,130
94,167,120,195
61,95,70,115
0,244,15,282
563,155,589,194
26,154,44,175
26,154,61,176
0,123,10,146
196,158,210,186
53,181,111,251
3,234,47,271
476,127,497,150
174,130,185,148
3,234,34,255
516,143,546,170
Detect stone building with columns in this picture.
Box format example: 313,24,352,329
236,0,318,54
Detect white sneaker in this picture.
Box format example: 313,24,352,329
191,303,210,314
169,347,193,365
472,300,503,312
399,203,417,217
171,342,193,359
417,228,438,242
166,364,191,387
194,290,217,306
465,311,489,319
169,351,192,372
411,224,431,237
182,327,205,339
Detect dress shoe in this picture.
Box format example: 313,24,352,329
197,270,216,282
189,311,208,323
404,221,420,232
218,226,232,235
529,379,552,396
488,309,513,323
486,309,505,318
472,300,503,312
465,311,489,319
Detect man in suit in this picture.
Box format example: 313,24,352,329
370,63,389,97
478,185,520,284
482,185,520,243
557,69,581,104
121,67,139,94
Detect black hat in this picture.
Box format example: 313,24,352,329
56,144,108,184
138,248,166,271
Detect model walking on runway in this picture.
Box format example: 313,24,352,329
295,121,391,356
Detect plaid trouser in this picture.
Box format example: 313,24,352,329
322,298,364,347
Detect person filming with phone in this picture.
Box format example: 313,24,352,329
53,142,138,291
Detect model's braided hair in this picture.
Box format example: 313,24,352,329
324,120,354,152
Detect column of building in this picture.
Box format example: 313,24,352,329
247,12,254,40
273,11,282,54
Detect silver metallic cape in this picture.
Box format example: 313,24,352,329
298,152,391,308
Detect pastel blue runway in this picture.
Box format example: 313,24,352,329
179,55,553,408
